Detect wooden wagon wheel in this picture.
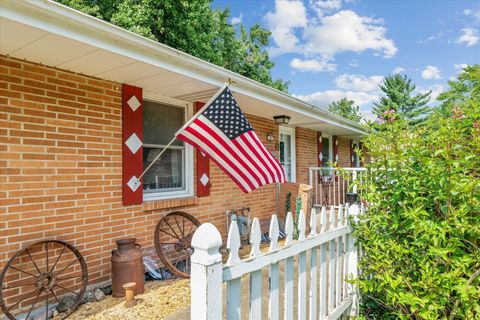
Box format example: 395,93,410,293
154,211,200,279
0,240,87,320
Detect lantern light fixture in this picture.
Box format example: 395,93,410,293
273,115,291,125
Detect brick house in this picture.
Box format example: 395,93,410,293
0,0,365,301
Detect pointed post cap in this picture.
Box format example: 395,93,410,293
191,223,222,265
348,203,361,223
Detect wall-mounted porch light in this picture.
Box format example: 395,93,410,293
266,132,274,141
273,115,291,125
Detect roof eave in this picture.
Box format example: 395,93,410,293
2,0,366,135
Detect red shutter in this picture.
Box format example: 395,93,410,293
317,131,323,167
350,139,354,167
194,102,211,197
333,135,339,164
122,84,143,205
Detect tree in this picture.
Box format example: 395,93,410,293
373,74,431,125
355,71,480,319
55,0,289,92
328,98,362,122
436,64,480,116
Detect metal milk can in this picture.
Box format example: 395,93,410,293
111,238,145,297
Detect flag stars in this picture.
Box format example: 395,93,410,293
202,87,253,139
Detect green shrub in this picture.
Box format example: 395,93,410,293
354,68,480,319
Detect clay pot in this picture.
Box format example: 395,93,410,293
111,238,144,298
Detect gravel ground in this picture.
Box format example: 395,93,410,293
63,280,190,320
64,240,293,320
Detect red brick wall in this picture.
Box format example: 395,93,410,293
337,137,352,167
0,55,356,290
0,56,280,285
295,127,317,184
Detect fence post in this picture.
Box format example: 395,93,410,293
191,223,223,320
347,204,360,317
352,170,358,193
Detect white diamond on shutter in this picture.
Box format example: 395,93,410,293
125,133,142,154
200,173,209,186
127,176,141,192
127,95,141,112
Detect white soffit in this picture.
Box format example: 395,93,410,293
95,62,167,83
58,49,135,76
0,0,365,137
10,34,97,67
0,19,48,54
167,81,216,98
130,71,193,91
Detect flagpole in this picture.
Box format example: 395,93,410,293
137,79,234,181
174,79,232,137
138,137,176,180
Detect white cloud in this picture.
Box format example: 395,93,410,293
456,27,479,46
266,0,307,55
290,57,336,72
349,59,359,68
393,67,405,74
230,13,243,25
418,84,444,102
310,0,342,17
293,90,379,109
303,10,397,58
421,65,442,80
266,2,397,68
294,71,387,121
454,63,468,71
463,8,480,22
334,73,383,92
417,31,443,44
359,109,378,123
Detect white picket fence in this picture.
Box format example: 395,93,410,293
190,204,360,320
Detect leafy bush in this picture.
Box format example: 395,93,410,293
354,67,480,319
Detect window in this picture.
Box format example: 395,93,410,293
321,134,333,167
142,99,193,200
279,126,296,182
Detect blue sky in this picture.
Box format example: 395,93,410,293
213,0,480,121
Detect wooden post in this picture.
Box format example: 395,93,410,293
297,210,307,320
191,223,223,320
347,204,361,317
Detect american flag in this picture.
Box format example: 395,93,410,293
176,86,286,193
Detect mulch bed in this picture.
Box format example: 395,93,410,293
61,280,189,320
62,240,284,319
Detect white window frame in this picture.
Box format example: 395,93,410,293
142,93,194,201
279,126,296,183
321,133,334,167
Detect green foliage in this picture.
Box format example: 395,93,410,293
328,97,362,123
293,195,302,240
355,70,480,319
285,191,291,214
373,74,431,125
55,0,289,92
436,65,480,117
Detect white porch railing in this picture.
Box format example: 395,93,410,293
190,204,361,320
309,167,367,207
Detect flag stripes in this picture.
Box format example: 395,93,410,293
176,86,286,193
